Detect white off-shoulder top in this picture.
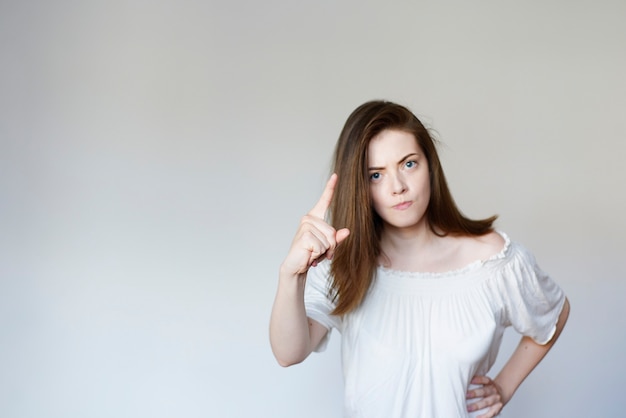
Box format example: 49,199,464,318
304,232,566,418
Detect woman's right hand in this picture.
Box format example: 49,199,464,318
280,173,350,277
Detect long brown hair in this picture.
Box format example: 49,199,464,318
329,100,497,315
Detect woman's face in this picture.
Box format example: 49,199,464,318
367,129,431,231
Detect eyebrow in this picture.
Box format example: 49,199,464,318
368,153,419,171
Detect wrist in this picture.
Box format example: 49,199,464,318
279,264,306,285
493,377,513,406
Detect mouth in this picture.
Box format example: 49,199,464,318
393,201,413,210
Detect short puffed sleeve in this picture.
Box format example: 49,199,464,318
496,242,566,345
304,260,342,352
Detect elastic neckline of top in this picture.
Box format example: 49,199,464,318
376,230,511,279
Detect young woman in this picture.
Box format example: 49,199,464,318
270,100,569,418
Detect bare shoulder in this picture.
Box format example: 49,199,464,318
459,231,506,262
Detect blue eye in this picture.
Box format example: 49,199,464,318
370,172,381,181
405,160,416,168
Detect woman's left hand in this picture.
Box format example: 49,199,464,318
466,375,505,418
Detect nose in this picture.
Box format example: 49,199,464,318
391,172,407,195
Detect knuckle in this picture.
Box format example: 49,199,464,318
300,230,314,241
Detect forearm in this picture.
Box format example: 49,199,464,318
269,269,313,367
494,298,570,404
269,174,346,367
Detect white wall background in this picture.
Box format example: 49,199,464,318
1,1,625,417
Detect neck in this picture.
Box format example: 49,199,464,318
380,220,436,256
378,221,450,271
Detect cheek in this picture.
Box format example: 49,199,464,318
422,179,433,208
369,188,385,213
418,170,431,195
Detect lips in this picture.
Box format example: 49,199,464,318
393,201,413,210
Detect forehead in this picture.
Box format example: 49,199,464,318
368,129,421,162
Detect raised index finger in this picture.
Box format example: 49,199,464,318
309,173,338,219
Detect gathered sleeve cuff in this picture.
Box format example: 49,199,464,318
496,242,566,345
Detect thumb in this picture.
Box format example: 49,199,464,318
336,228,350,245
323,228,351,262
